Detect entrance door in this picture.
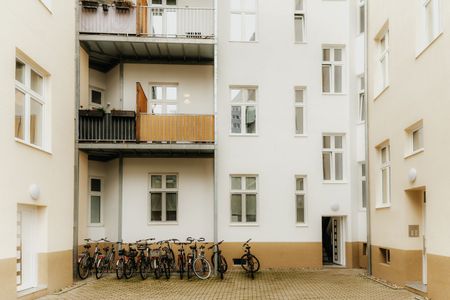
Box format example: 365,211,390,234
322,216,344,266
422,191,427,285
17,205,38,292
331,217,342,265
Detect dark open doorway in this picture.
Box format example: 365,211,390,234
322,217,333,265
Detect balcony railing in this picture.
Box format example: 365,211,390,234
78,111,136,142
79,4,214,39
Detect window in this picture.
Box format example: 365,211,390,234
230,87,257,134
358,76,366,122
357,0,365,34
375,28,389,93
421,0,441,48
322,135,345,181
379,144,391,206
149,174,178,222
89,178,102,225
230,175,257,223
380,248,391,264
90,87,104,108
294,0,306,42
322,47,344,94
230,0,257,42
295,176,306,224
362,243,367,256
15,58,46,148
406,122,424,155
295,87,306,135
149,85,178,114
361,163,367,209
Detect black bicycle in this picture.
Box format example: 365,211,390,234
137,238,155,280
240,239,260,279
77,238,104,279
209,240,228,279
174,239,188,279
123,243,139,279
95,239,115,279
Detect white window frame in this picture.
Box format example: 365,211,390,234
322,46,345,94
89,86,104,109
294,0,306,43
322,134,345,182
230,0,257,42
357,0,365,35
294,87,306,135
357,75,366,123
377,143,391,208
149,84,178,115
230,175,258,224
375,28,389,96
15,57,48,151
88,177,103,226
360,162,367,210
230,86,258,135
405,121,424,157
148,174,179,223
295,175,307,226
418,0,441,53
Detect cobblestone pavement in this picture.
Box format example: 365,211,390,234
42,268,417,300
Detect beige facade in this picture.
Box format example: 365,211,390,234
0,1,75,298
367,0,450,297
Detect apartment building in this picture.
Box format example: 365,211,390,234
76,0,367,271
0,1,76,299
367,0,450,298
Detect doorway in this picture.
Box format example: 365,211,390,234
322,216,345,266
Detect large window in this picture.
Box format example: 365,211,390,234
295,87,306,135
376,29,389,93
358,76,366,123
89,178,102,225
421,0,441,47
322,47,344,94
15,58,46,148
230,175,257,223
149,174,178,222
230,0,257,42
295,176,307,224
322,135,344,181
379,144,391,206
230,87,257,134
294,0,306,42
149,85,178,114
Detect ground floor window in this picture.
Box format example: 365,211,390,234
89,178,102,225
295,176,306,224
230,175,257,223
149,174,178,222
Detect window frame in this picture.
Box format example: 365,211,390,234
295,175,307,226
148,174,179,223
322,46,345,94
230,86,258,136
376,29,390,94
418,0,441,52
294,0,306,43
357,0,365,35
230,175,258,225
357,76,366,123
89,86,104,109
15,57,48,151
322,134,346,182
405,121,424,158
377,143,391,208
360,162,367,210
148,83,178,115
230,0,258,42
88,177,103,226
294,87,306,136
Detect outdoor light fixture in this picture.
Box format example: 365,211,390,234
184,93,191,104
408,168,417,183
29,184,40,200
331,203,339,212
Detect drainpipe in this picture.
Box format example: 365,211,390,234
120,63,124,110
73,0,80,280
213,0,219,275
118,156,124,242
364,0,372,276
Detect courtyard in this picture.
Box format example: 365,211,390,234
42,269,417,300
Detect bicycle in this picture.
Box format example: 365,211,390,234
163,239,177,272
138,238,155,280
157,240,171,279
194,241,212,280
240,239,260,279
115,242,126,279
77,238,104,280
95,239,115,279
209,240,228,279
149,241,162,279
175,239,189,279
123,243,139,279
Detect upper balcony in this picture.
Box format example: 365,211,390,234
79,0,215,70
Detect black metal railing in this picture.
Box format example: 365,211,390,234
78,110,136,142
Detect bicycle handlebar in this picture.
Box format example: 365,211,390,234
243,238,252,247
208,240,224,249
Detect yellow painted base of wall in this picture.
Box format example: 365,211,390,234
428,253,450,300
346,242,368,269
371,245,422,287
0,257,17,300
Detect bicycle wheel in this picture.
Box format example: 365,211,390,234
124,260,134,279
178,255,185,279
212,253,229,274
193,257,211,280
187,257,192,279
95,257,104,279
168,248,176,271
163,259,170,279
116,258,124,279
152,258,161,279
240,254,260,272
140,257,151,280
77,255,90,280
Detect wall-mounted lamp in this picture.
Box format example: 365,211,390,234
29,184,40,201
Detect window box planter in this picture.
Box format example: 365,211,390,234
79,109,105,118
114,1,133,11
111,110,136,118
81,0,100,9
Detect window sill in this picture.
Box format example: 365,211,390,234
379,262,391,267
375,204,391,209
404,148,424,159
373,85,390,101
416,31,444,59
358,208,367,212
229,40,259,44
294,41,308,45
15,138,52,155
148,221,178,225
294,134,308,138
296,223,308,227
322,92,347,96
229,223,259,227
229,133,259,137
356,121,366,126
88,223,104,227
322,180,347,184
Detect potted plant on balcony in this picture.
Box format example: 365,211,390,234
79,107,105,118
111,109,136,118
81,0,100,9
114,0,133,11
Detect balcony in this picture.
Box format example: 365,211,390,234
78,110,215,160
79,1,215,70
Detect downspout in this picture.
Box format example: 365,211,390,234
73,0,80,280
213,0,219,275
118,156,124,242
364,0,372,276
120,63,124,110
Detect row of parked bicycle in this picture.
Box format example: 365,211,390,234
77,237,261,281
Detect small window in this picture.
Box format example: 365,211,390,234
358,76,366,122
149,174,178,222
380,248,390,264
420,0,440,49
361,163,367,209
295,176,307,224
362,243,367,256
295,87,306,135
89,178,102,225
230,175,257,223
406,122,424,155
90,89,103,106
149,84,178,114
378,143,391,206
322,135,345,181
294,0,306,42
412,127,424,152
230,0,257,42
357,0,365,34
322,47,344,94
230,87,257,135
375,26,389,94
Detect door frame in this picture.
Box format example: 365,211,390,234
17,205,38,292
322,215,346,266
